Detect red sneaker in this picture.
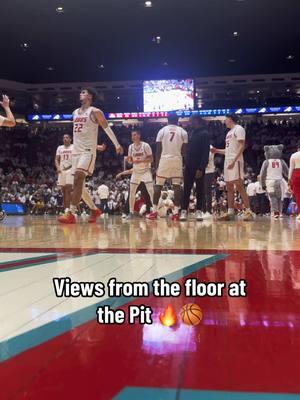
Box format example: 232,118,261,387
146,211,158,220
58,212,76,224
88,208,102,223
171,214,179,222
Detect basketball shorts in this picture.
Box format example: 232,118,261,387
156,156,183,186
58,169,73,186
72,152,96,176
224,159,244,182
130,169,153,186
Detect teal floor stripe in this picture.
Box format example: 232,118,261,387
114,388,300,400
114,387,177,400
0,253,226,362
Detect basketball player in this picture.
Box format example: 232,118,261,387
127,130,153,218
211,114,253,221
55,134,73,210
147,113,188,221
58,88,123,224
0,95,16,222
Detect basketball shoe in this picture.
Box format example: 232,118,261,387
88,208,101,223
58,211,76,224
217,213,235,221
146,211,158,220
179,210,187,221
171,213,179,222
243,210,254,221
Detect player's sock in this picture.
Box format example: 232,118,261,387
173,206,179,215
228,208,234,215
153,204,158,212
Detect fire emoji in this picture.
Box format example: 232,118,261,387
159,305,177,327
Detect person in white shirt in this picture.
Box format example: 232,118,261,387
212,114,253,221
246,180,257,213
254,175,267,216
55,134,74,210
289,141,300,218
127,130,153,217
0,95,16,222
97,183,109,215
147,113,188,221
157,191,174,218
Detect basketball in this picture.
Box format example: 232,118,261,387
180,303,203,326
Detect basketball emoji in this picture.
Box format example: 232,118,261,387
180,303,203,326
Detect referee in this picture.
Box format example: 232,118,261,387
180,115,210,221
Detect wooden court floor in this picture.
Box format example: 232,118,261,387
1,214,300,251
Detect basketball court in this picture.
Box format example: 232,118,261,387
1,215,300,399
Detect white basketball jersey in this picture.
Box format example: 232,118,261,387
225,124,246,162
266,159,283,180
156,125,188,159
128,141,152,173
73,107,99,154
56,144,73,170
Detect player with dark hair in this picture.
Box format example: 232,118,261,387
127,129,153,218
180,115,210,221
147,112,188,221
55,134,73,210
58,88,123,224
0,95,16,222
212,114,253,221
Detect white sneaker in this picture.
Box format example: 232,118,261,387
195,210,203,221
203,212,212,219
180,210,188,221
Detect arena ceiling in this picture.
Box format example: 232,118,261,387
1,0,300,84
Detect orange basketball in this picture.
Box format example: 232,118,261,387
180,303,203,326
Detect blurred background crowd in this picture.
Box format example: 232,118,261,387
0,118,299,216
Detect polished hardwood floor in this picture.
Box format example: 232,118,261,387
1,214,300,251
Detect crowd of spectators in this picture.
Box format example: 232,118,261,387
0,118,299,216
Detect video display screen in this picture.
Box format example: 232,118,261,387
143,79,194,112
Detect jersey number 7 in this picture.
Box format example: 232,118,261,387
169,132,175,142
